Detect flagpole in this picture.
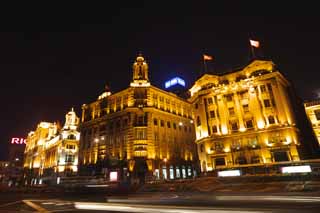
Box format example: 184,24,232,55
203,57,208,74
250,44,255,59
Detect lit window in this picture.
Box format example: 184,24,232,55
214,141,224,151
65,154,75,162
66,144,75,149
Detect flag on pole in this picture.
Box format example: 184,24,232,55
203,54,213,61
249,39,260,48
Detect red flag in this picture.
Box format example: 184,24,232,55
203,54,213,61
250,39,260,48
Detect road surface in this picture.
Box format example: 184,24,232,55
1,191,320,212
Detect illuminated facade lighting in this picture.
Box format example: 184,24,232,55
23,109,80,181
79,54,198,180
304,100,320,145
189,60,303,173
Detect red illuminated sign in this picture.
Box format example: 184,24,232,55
11,138,26,145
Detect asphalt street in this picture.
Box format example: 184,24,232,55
1,191,320,212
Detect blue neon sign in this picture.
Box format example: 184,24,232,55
165,77,186,89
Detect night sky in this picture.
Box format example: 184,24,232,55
1,12,320,159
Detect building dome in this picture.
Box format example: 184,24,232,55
136,55,145,62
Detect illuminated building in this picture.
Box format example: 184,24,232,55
189,60,309,173
79,54,198,181
23,109,80,183
304,99,320,145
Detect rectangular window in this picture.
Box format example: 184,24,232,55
228,107,235,116
232,139,242,150
248,137,258,148
66,144,75,150
226,94,233,102
315,110,320,120
260,85,266,93
167,121,171,128
162,167,167,179
231,121,238,131
154,118,158,126
160,120,164,127
207,97,213,105
135,128,147,140
245,120,254,129
65,154,75,163
267,83,272,92
169,166,174,179
215,158,226,166
175,167,180,178
268,116,275,124
210,110,215,118
264,99,271,108
215,141,224,151
173,123,177,129
212,125,218,133
243,104,249,112
196,116,201,126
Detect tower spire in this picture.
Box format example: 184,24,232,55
130,53,150,87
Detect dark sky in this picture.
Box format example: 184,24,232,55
1,12,320,159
